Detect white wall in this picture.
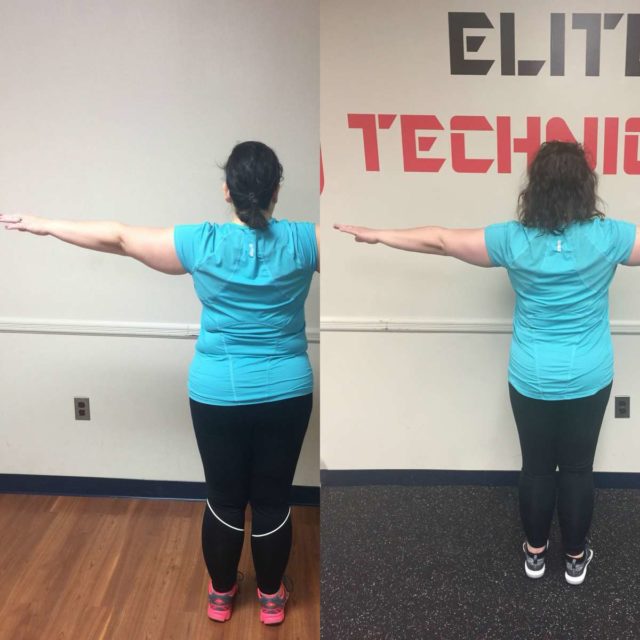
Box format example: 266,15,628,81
321,331,640,472
320,0,640,472
0,0,319,486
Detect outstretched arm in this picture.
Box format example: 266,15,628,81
334,223,493,267
0,214,186,275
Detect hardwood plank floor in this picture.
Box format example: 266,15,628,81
0,494,319,640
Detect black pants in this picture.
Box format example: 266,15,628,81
190,393,312,594
509,382,611,556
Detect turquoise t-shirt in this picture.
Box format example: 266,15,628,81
174,218,317,405
485,218,636,400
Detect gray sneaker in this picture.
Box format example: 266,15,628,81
523,541,548,578
565,545,594,585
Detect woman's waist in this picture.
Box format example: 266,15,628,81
195,329,308,357
188,356,313,405
513,301,609,336
192,347,310,365
512,314,610,344
188,352,313,402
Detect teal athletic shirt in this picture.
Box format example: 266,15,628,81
484,218,636,400
174,218,317,405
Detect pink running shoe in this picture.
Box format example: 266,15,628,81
257,582,289,625
207,581,238,622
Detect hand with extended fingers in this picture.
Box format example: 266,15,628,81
333,224,379,244
0,214,50,236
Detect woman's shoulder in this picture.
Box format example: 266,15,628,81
570,216,632,237
569,217,636,262
486,219,522,230
270,218,317,269
270,218,315,229
485,219,526,240
269,218,316,239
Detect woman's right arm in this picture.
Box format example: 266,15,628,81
334,223,493,267
1,214,186,275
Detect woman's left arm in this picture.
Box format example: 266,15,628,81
334,224,493,267
622,225,640,266
0,214,186,275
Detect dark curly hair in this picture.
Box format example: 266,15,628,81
518,141,604,232
223,141,283,231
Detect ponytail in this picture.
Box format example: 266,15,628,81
223,142,283,230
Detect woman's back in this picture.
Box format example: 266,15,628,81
485,218,635,400
175,218,317,405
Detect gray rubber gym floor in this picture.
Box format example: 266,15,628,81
321,485,640,640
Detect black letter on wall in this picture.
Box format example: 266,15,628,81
572,13,602,76
449,12,494,75
500,14,515,75
626,14,640,76
550,14,565,76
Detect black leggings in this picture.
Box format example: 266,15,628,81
509,382,611,556
190,394,312,594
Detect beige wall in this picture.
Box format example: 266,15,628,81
0,0,319,486
321,0,640,471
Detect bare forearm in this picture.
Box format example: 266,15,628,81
43,219,126,254
374,227,446,254
335,223,491,266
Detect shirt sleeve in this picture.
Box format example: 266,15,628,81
600,218,636,264
173,223,214,274
293,221,318,272
484,222,513,267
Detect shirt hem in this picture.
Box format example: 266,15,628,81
187,387,313,406
508,377,614,401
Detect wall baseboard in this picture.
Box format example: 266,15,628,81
0,474,320,506
321,469,640,490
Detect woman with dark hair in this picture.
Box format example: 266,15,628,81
1,140,319,624
335,140,639,585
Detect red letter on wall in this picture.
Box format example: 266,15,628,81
602,118,619,175
400,115,445,172
450,116,494,173
348,113,380,171
624,118,640,174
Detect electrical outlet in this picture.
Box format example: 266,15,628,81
615,396,630,418
74,397,91,420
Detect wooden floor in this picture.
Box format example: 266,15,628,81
0,494,319,640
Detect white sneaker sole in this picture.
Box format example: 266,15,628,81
524,562,545,578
